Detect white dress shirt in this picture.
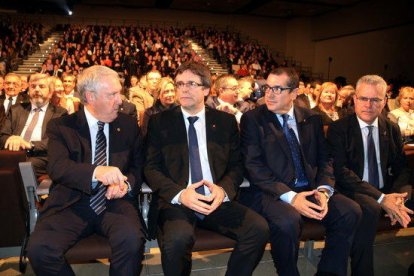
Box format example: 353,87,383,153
356,116,385,202
3,95,17,111
84,107,109,187
171,106,229,204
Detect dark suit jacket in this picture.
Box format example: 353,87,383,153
240,104,334,199
0,102,68,152
0,93,30,127
144,106,243,232
327,114,410,199
40,110,144,218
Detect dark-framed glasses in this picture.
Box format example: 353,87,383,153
262,84,292,95
175,81,204,89
356,96,384,104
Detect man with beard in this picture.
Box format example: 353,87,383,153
0,73,67,177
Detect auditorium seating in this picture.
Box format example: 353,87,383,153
16,157,414,272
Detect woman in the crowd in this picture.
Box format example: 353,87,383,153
141,76,177,136
388,86,414,138
312,81,347,125
49,76,80,114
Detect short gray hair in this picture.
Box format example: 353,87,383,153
356,75,387,98
77,65,120,104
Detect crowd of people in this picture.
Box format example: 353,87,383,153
0,19,44,75
1,20,414,276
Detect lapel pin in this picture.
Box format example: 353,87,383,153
117,128,121,132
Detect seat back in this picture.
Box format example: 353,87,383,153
0,150,28,247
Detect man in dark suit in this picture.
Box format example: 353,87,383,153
327,74,413,276
0,73,30,127
0,73,67,177
144,61,269,276
239,67,361,276
27,66,146,275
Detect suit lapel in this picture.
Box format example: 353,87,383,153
378,116,389,173
76,111,92,164
205,108,218,181
350,115,365,176
17,104,31,136
108,117,123,166
42,104,54,138
265,108,292,160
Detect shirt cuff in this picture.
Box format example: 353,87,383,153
317,185,334,197
171,190,185,204
377,193,385,204
92,167,98,189
280,191,297,204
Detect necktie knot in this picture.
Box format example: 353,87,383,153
367,125,373,134
97,121,105,131
188,116,199,125
8,96,13,101
282,114,289,123
33,108,40,112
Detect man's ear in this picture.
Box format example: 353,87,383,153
85,91,95,103
203,87,210,97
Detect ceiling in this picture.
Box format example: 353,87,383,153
0,0,365,19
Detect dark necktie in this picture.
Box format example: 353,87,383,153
367,125,380,189
6,97,13,114
281,114,308,188
23,108,41,142
90,121,107,215
188,116,205,219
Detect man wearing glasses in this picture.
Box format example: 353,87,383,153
206,74,244,123
145,61,269,276
327,74,413,276
239,67,361,276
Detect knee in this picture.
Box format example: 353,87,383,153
161,228,195,253
245,214,270,244
111,225,145,255
27,235,54,266
269,211,301,239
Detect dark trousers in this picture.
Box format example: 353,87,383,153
27,197,146,276
240,191,361,276
157,201,269,276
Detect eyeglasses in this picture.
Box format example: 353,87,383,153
175,81,204,89
222,86,239,92
356,96,384,104
262,85,291,95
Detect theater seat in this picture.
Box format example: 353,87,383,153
0,151,28,249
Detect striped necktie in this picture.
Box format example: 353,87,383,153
90,121,107,215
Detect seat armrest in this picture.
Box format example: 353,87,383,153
18,162,40,233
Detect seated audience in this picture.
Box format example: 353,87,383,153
130,70,161,125
141,76,177,136
206,74,243,123
327,75,413,276
388,86,414,138
312,81,347,125
0,73,67,177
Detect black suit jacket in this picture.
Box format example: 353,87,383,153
240,104,334,199
144,106,243,231
0,93,30,127
0,102,68,152
40,110,144,218
327,113,410,199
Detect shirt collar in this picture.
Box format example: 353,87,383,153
181,106,206,122
277,104,295,120
356,115,379,129
84,106,100,128
31,102,49,112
